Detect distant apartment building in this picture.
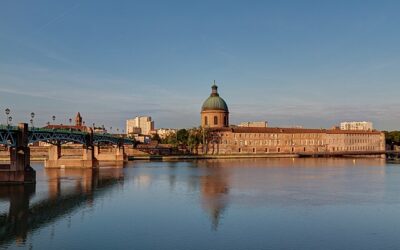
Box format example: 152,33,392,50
238,121,268,128
340,121,373,131
126,116,154,135
157,128,177,139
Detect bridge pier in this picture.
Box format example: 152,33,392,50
0,123,36,184
45,144,98,169
45,144,127,168
94,145,127,166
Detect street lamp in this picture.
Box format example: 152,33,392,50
5,108,10,126
69,118,72,125
52,115,56,124
30,112,35,128
8,116,12,126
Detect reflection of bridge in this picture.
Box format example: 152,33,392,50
0,168,124,246
0,123,135,184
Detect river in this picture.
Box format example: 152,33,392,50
1,158,399,250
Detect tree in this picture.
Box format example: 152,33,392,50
188,127,202,154
176,129,189,146
161,132,178,148
384,131,400,147
151,133,161,143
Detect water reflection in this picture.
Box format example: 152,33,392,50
199,161,230,230
0,168,124,246
0,158,395,250
0,184,35,244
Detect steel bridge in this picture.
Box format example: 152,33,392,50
0,125,135,147
0,123,135,184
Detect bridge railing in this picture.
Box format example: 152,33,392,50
0,125,18,131
28,127,88,135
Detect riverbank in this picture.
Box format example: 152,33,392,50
130,154,297,161
1,153,387,163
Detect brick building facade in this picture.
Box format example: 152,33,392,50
204,127,385,155
201,84,385,155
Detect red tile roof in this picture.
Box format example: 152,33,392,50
209,127,382,134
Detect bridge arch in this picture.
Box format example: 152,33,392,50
28,131,88,146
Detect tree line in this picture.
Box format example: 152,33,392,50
384,131,400,146
151,127,210,154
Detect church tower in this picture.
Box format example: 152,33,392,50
75,112,82,127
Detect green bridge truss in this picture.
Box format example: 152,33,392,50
0,126,135,147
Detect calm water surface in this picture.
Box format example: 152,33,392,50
1,158,400,250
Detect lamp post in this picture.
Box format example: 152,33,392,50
69,118,72,125
8,116,12,127
52,115,56,124
5,108,10,126
30,112,35,128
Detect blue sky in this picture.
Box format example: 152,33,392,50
1,0,400,130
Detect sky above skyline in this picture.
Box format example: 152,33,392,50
1,0,400,130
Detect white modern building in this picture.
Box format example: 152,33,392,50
156,128,177,139
340,121,373,131
126,116,155,135
238,121,268,128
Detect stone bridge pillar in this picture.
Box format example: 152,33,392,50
0,123,36,184
45,145,97,169
48,143,61,161
116,145,126,162
93,145,127,166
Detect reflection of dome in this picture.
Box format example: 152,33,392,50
200,167,229,230
201,84,229,112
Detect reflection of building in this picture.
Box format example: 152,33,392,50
340,121,373,131
126,116,154,135
238,121,268,128
200,84,385,155
199,161,229,230
201,83,229,128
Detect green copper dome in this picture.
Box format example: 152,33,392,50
201,84,229,112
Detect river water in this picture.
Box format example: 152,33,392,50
1,158,400,250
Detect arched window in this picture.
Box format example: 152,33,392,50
205,116,208,126
224,115,228,126
214,116,218,125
